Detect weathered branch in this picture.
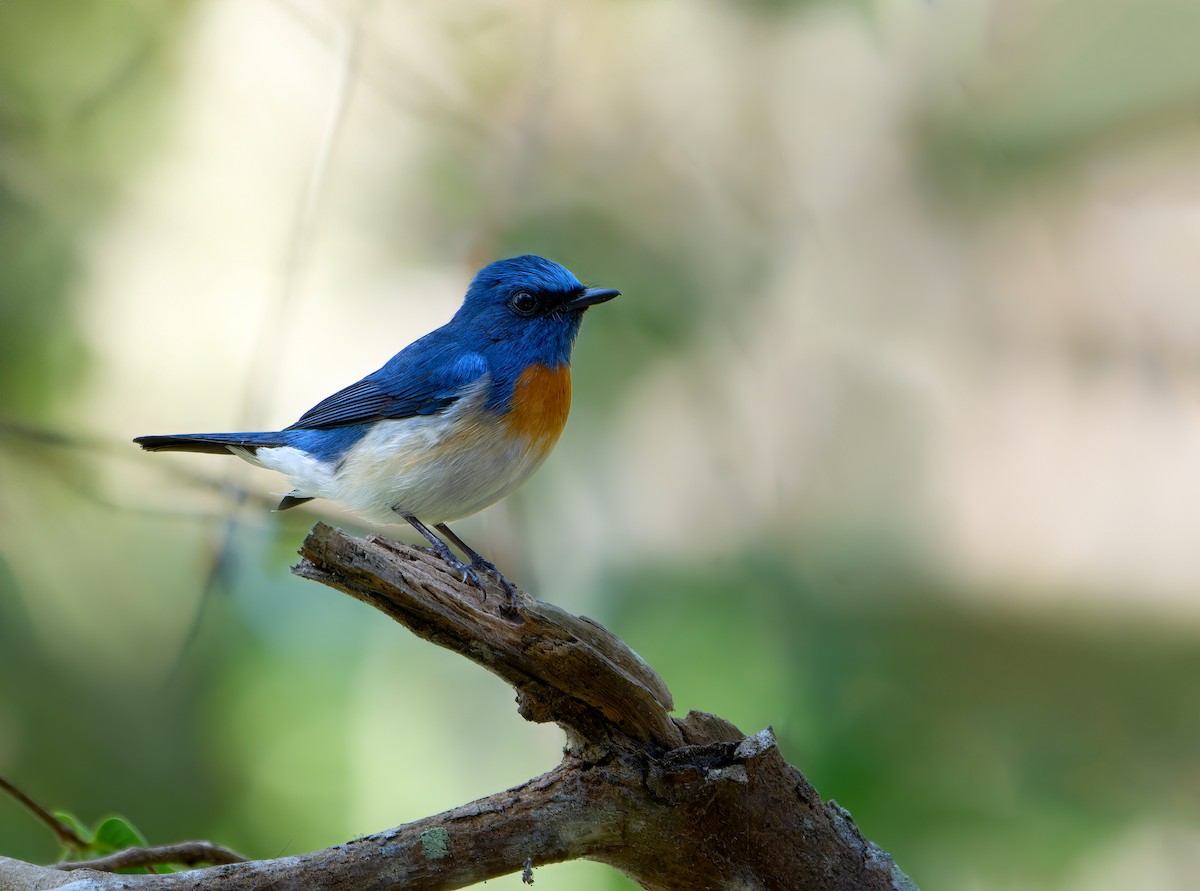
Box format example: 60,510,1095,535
1,524,916,891
296,528,684,755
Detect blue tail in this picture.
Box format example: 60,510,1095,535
133,431,288,455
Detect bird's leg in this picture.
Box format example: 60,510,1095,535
434,522,524,609
433,523,498,573
400,514,482,590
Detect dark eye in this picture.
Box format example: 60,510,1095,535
510,291,539,315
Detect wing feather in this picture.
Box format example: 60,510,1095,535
285,347,489,431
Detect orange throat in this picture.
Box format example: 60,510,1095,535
503,363,572,450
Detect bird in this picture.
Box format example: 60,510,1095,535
134,255,620,605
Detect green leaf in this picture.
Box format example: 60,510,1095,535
52,810,93,846
92,815,148,854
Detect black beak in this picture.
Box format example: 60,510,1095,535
565,287,621,310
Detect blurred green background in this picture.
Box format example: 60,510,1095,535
3,1,1199,888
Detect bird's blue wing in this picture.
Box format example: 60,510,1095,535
285,346,489,430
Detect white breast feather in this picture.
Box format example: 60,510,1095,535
246,377,550,525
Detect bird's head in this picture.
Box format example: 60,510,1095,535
453,255,620,367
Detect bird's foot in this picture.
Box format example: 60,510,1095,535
435,550,486,593
422,545,482,593
430,522,526,612
468,557,525,610
399,514,486,594
371,533,477,585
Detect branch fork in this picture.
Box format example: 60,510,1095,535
0,524,915,891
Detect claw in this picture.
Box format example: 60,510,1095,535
399,515,526,610
435,552,486,597
459,563,485,593
461,555,522,609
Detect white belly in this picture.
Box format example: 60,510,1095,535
249,387,552,525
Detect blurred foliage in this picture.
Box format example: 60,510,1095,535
731,0,874,17
919,0,1200,206
2,3,1200,891
0,541,236,865
607,554,1200,888
0,0,199,865
0,515,373,865
0,0,193,416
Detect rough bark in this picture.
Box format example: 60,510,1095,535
0,523,917,891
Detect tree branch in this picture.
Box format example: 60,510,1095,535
1,523,917,891
295,527,683,755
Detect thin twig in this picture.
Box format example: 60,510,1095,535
0,774,88,850
56,842,247,873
